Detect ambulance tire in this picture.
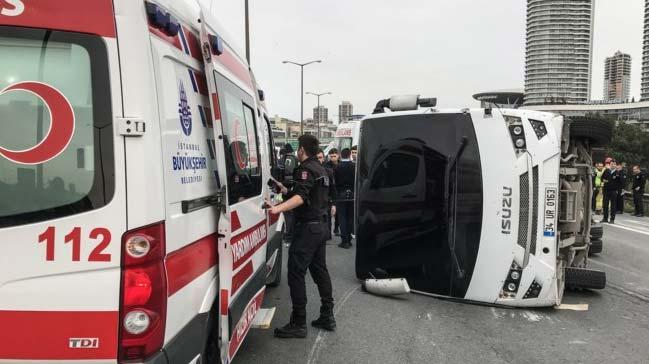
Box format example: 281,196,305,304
569,117,613,147
565,267,606,290
266,246,283,287
589,239,603,255
204,304,223,364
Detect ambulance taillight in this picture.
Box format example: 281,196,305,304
118,222,167,361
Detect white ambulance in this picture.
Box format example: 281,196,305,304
0,1,282,363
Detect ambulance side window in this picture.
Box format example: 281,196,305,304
214,72,262,205
264,115,277,167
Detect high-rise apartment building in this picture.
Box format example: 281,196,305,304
524,0,595,105
313,106,328,125
338,101,353,122
642,0,649,100
604,51,631,101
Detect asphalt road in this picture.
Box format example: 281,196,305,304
235,218,649,364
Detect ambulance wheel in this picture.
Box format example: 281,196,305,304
565,267,606,290
589,239,603,255
569,117,613,147
266,246,283,287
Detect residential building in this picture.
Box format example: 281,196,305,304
524,0,595,105
338,101,353,122
604,51,632,102
313,106,328,126
642,0,649,100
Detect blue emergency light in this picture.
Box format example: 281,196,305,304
208,34,224,56
145,2,180,36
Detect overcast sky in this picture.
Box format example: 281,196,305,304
206,0,645,122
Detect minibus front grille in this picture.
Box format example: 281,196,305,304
530,166,539,255
517,172,529,250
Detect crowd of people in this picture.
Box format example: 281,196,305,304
592,158,647,223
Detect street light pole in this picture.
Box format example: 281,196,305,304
282,60,322,135
306,91,332,139
244,0,250,64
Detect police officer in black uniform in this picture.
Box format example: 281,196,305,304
267,135,336,338
335,148,356,248
602,160,622,224
632,165,646,217
317,149,337,241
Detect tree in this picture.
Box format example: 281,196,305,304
606,122,649,169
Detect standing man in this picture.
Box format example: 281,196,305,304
334,148,356,249
280,144,298,246
616,162,627,214
350,145,358,162
602,160,621,224
325,148,340,236
592,162,604,213
268,135,336,338
318,149,337,241
632,165,646,217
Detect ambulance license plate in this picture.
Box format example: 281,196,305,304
543,188,557,237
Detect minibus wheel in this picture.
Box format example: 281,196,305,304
565,267,606,290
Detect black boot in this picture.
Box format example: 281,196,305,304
274,315,307,338
311,314,336,331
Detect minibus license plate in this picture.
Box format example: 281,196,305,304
543,188,557,237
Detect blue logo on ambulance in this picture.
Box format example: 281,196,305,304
178,81,192,136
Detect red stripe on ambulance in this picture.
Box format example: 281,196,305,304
166,234,218,296
0,310,118,360
231,261,254,295
231,220,267,270
228,287,265,359
216,48,254,90
0,0,116,38
149,24,182,50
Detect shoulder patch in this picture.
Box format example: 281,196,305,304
302,170,308,180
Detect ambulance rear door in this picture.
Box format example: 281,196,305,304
200,16,272,363
0,2,126,361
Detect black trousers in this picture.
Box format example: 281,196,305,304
603,190,618,222
283,211,295,243
287,219,333,325
634,191,645,216
336,200,354,244
616,190,625,213
591,188,599,210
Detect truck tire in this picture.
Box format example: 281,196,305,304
589,238,603,255
569,117,613,147
590,225,603,239
565,267,606,290
266,246,283,287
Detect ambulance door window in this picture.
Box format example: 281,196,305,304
215,72,262,204
263,115,277,167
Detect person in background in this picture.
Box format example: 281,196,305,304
334,148,355,249
632,165,646,217
280,144,298,246
268,135,336,338
325,148,340,236
350,145,358,162
592,162,604,213
317,149,337,241
602,160,621,224
616,162,627,214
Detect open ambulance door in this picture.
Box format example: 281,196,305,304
200,15,272,364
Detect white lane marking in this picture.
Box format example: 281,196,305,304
621,220,649,228
605,223,649,236
589,259,645,279
569,340,588,345
306,285,360,364
522,311,543,322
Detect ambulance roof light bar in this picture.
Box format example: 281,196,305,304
373,95,437,114
145,2,180,36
